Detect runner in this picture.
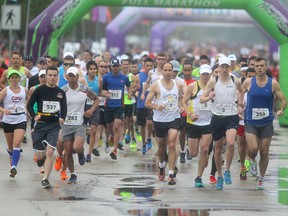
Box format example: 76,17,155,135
0,70,28,178
145,62,182,185
102,58,132,160
200,56,243,190
183,64,213,187
61,66,99,183
133,57,154,153
27,66,67,189
239,57,287,190
84,61,103,162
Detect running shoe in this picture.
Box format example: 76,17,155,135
186,149,193,160
54,155,62,171
124,134,131,144
92,148,100,157
41,179,53,189
130,138,137,149
250,159,258,176
118,142,124,150
257,179,265,190
67,174,77,184
224,170,232,184
240,167,247,180
158,167,165,181
209,175,217,184
78,153,86,166
215,177,224,190
110,150,117,160
37,156,46,168
86,154,91,163
142,144,147,154
147,138,152,149
136,129,142,142
180,152,186,163
10,167,17,178
195,176,204,188
168,174,176,185
245,159,250,172
60,170,68,180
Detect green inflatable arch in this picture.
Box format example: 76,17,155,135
27,0,288,126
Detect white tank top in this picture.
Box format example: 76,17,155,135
148,68,163,91
187,82,212,126
3,86,27,124
212,77,238,116
62,84,88,125
153,79,180,122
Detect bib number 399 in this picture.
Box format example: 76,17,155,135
252,108,269,120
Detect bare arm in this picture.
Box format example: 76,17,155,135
0,70,8,89
84,88,99,117
200,78,215,103
0,88,11,114
145,82,164,111
272,80,287,117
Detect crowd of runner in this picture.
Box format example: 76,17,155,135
0,49,286,190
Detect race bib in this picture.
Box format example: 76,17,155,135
163,94,178,111
198,101,213,111
8,104,25,114
214,104,232,115
42,101,60,113
252,108,269,120
86,97,94,105
109,90,122,100
99,96,106,106
65,112,82,125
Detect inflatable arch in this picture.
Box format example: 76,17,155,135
149,21,255,53
106,8,252,53
150,21,277,55
27,0,288,126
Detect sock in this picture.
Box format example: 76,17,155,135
159,161,165,168
12,148,21,167
169,170,174,175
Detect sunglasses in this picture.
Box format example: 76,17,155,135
39,75,46,78
99,65,108,68
64,63,74,67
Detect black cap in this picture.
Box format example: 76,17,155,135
111,58,120,66
24,55,33,62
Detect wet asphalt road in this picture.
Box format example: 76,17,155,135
0,121,288,216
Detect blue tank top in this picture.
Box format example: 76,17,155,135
58,75,68,88
245,76,274,126
85,75,99,95
137,72,148,108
